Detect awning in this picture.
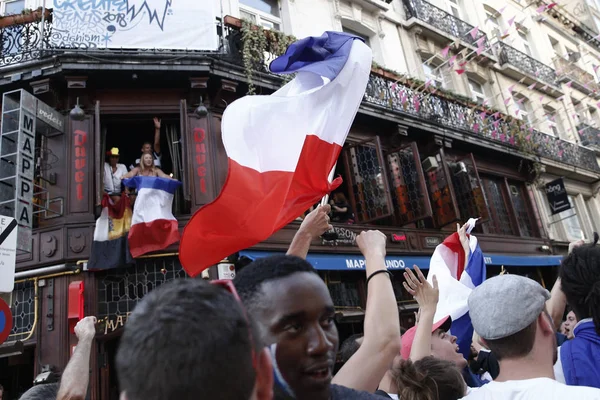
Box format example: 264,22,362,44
239,251,563,271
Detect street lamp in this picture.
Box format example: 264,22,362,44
69,97,85,121
195,96,208,118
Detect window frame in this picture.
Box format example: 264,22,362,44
422,61,445,88
2,0,25,15
239,0,282,31
468,79,486,104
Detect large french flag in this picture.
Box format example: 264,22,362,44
179,32,372,276
123,177,182,258
426,218,486,358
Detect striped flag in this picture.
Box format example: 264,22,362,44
427,218,486,358
124,177,182,258
179,32,372,277
87,194,134,270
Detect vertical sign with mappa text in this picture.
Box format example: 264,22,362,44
50,0,218,51
16,102,36,252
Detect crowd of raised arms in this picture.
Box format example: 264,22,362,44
9,205,600,400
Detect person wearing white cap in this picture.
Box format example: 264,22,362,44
462,274,600,399
104,147,128,199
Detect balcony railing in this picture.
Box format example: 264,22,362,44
497,42,557,87
554,56,600,97
403,0,488,49
578,123,600,150
364,72,600,172
0,18,52,67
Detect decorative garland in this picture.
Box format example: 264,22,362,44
240,20,296,95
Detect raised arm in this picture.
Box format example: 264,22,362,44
404,266,439,361
286,205,331,259
153,117,161,155
156,168,173,179
122,167,139,180
333,230,401,392
57,317,96,400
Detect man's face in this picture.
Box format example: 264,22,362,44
255,272,338,400
431,329,467,369
564,311,577,339
141,143,152,154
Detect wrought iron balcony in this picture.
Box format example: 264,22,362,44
496,42,557,87
554,56,600,98
364,72,600,172
578,123,600,150
403,0,488,49
0,18,52,67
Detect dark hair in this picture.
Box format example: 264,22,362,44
19,383,59,400
233,255,318,314
393,357,465,400
116,278,259,400
339,334,363,364
560,233,600,335
142,141,152,147
484,319,537,361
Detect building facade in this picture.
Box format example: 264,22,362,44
0,0,598,398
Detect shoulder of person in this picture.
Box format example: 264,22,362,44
330,384,386,399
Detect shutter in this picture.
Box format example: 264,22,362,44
343,136,393,223
385,142,433,225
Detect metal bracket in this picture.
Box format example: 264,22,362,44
46,279,54,331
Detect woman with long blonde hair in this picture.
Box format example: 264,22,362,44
122,153,173,179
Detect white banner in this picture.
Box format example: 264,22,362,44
50,0,218,51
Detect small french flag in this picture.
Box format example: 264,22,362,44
427,218,486,358
123,176,182,258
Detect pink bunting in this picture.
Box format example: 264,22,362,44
459,61,467,67
470,26,479,40
400,91,407,104
498,5,507,14
413,96,420,112
492,112,500,119
493,120,500,128
448,55,458,66
566,81,573,87
541,85,548,91
456,69,466,75
528,83,536,90
483,99,489,106
594,65,599,73
476,37,485,47
516,109,520,116
508,84,515,93
425,79,432,89
458,112,465,120
499,133,506,142
528,127,534,133
526,134,532,141
597,102,600,109
508,16,516,26
509,136,516,145
479,111,487,120
579,129,585,135
558,150,564,158
391,82,397,91
548,2,557,8
536,5,546,13
557,95,565,101
504,97,512,105
473,123,480,133
441,46,450,58
539,95,544,102
550,115,556,122
476,45,485,56
517,97,525,104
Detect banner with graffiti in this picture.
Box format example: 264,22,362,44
50,0,218,51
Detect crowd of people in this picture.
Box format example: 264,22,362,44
13,205,600,399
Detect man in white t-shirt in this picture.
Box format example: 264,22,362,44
462,274,600,400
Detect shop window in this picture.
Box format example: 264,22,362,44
385,142,432,226
508,181,536,237
480,176,514,235
423,150,460,228
448,154,490,224
343,137,393,223
326,271,362,308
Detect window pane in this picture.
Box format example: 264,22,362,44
424,154,458,227
560,196,585,241
240,0,279,17
343,27,370,47
239,9,257,23
5,0,25,15
508,182,534,237
481,177,514,235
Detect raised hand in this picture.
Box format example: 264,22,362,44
74,316,97,342
298,204,332,239
403,265,439,312
356,230,387,259
153,117,161,129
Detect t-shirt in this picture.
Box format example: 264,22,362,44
103,162,128,193
331,384,388,399
460,377,600,399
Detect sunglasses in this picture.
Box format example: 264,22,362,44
210,279,258,369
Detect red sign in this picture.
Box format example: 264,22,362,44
194,128,208,194
74,130,87,202
0,298,12,345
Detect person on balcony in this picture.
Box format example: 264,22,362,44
123,153,173,179
330,192,354,223
129,117,162,170
104,147,128,202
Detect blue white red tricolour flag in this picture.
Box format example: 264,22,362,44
179,32,372,277
426,218,486,358
123,176,182,258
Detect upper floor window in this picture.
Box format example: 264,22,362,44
517,29,533,57
240,0,281,30
468,78,486,104
513,94,533,125
444,0,462,19
2,0,24,15
422,61,445,88
484,7,501,35
342,26,371,47
543,105,564,137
